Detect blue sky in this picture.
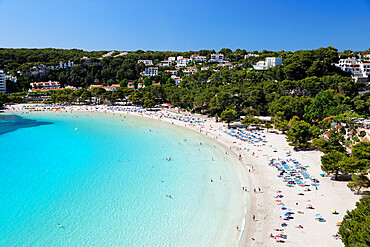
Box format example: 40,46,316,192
0,0,369,52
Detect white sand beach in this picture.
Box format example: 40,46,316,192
4,104,361,247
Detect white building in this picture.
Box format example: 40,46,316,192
201,66,209,71
0,70,5,93
354,63,370,82
114,52,128,57
80,57,100,66
183,68,197,75
335,58,370,82
103,86,117,91
335,58,360,73
360,63,370,74
144,67,158,77
191,55,207,62
127,81,135,89
5,74,17,83
266,57,282,67
253,61,267,70
364,54,370,59
168,57,176,62
176,58,191,67
174,78,182,86
165,70,178,76
48,61,73,69
245,54,259,58
30,81,61,89
88,85,104,89
64,85,77,90
253,57,282,70
102,51,115,57
217,62,232,69
161,60,173,66
210,54,224,62
138,60,153,66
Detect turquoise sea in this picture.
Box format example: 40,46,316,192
0,111,247,246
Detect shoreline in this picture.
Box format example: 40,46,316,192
3,104,361,246
4,104,254,246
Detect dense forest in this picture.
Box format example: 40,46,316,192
1,47,370,118
339,196,370,246
1,47,370,120
0,48,105,70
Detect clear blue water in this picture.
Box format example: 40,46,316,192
0,112,246,246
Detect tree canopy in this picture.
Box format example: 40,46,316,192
321,151,346,179
2,47,369,122
339,196,370,246
286,118,319,148
221,110,238,127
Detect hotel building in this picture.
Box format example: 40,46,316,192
0,70,5,93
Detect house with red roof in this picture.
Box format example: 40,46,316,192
165,70,178,76
161,61,173,66
183,68,197,75
30,81,61,89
